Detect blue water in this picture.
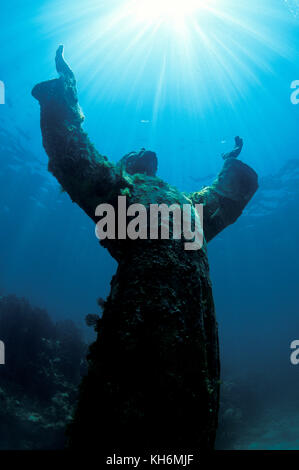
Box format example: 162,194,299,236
0,0,299,449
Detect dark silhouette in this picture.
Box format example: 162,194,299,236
32,46,258,451
0,294,87,449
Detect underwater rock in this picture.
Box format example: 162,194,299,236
0,294,87,449
32,47,258,451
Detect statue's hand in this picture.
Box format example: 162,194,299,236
222,136,243,160
55,45,76,84
32,46,83,124
234,136,243,150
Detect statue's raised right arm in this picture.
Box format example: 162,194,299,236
188,137,258,242
32,46,127,221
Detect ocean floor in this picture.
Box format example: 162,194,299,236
224,407,299,450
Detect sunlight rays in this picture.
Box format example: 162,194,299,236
35,0,295,116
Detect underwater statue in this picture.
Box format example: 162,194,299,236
32,46,258,451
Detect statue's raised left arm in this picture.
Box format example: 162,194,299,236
32,46,127,221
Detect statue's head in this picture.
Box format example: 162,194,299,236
118,148,158,177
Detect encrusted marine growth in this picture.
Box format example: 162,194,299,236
32,46,258,450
